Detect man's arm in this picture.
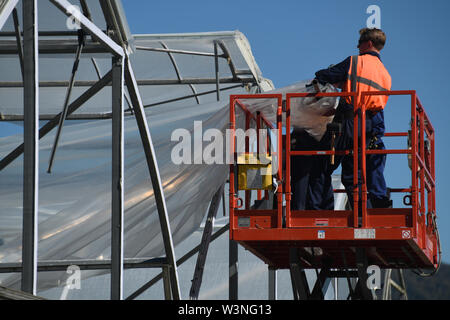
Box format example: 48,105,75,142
315,56,351,89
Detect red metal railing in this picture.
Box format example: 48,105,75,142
285,92,358,227
229,94,283,230
229,90,437,259
284,91,436,233
358,91,436,248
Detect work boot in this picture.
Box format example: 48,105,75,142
370,197,393,208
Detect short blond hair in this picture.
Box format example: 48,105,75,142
359,28,386,51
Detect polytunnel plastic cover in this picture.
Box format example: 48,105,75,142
0,0,339,292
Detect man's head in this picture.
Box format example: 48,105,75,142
357,28,386,54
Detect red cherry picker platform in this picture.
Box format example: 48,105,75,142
228,90,440,299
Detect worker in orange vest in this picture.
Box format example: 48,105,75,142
314,28,392,210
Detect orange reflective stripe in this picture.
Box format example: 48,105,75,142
343,54,391,110
346,74,389,91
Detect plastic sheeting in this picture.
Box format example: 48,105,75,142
0,79,339,290
240,80,339,141
0,31,274,117
0,27,271,289
0,81,339,291
0,17,338,291
0,96,241,289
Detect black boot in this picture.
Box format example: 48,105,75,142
370,197,393,208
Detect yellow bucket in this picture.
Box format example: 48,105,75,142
237,153,272,190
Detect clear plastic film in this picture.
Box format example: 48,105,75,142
0,28,268,290
242,80,339,141
0,21,337,291
0,78,337,291
0,97,238,290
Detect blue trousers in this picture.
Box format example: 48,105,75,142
290,130,334,210
332,116,388,208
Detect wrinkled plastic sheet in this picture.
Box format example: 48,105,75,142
0,98,237,289
0,82,340,290
0,25,276,290
240,80,339,141
0,31,274,117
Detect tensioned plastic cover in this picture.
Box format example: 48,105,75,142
0,30,273,116
0,3,338,291
239,80,338,141
0,28,273,289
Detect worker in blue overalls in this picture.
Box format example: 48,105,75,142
313,27,393,210
290,128,334,210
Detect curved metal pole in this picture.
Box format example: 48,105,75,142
159,41,200,104
124,56,180,299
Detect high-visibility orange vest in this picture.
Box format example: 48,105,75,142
343,54,392,111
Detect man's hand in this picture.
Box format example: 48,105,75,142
322,108,336,117
332,82,343,89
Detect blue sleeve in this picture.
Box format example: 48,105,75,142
315,56,351,85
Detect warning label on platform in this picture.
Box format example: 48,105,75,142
238,217,251,228
354,228,376,239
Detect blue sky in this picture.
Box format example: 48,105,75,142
124,0,450,263
1,0,449,264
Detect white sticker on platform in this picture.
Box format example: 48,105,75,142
238,217,250,228
354,228,376,239
402,230,411,239
318,230,325,239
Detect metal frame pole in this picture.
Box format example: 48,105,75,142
159,41,200,104
124,56,180,299
125,224,229,300
354,248,373,300
289,248,310,300
0,78,252,88
382,269,392,300
268,267,277,300
189,184,224,299
333,274,338,300
162,267,172,300
111,56,124,300
21,0,39,295
229,239,238,300
214,41,220,101
50,0,123,57
0,71,113,171
0,0,19,30
382,269,408,300
12,8,24,79
47,30,85,173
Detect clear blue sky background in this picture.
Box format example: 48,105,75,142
122,0,450,263
1,0,448,265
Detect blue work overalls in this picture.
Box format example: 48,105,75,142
315,51,390,209
290,129,334,210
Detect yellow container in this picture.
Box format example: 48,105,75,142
237,153,272,190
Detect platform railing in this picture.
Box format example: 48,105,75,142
285,92,358,227
359,91,436,250
285,90,436,242
229,94,283,230
229,91,437,252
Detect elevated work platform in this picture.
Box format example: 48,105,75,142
228,91,440,273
